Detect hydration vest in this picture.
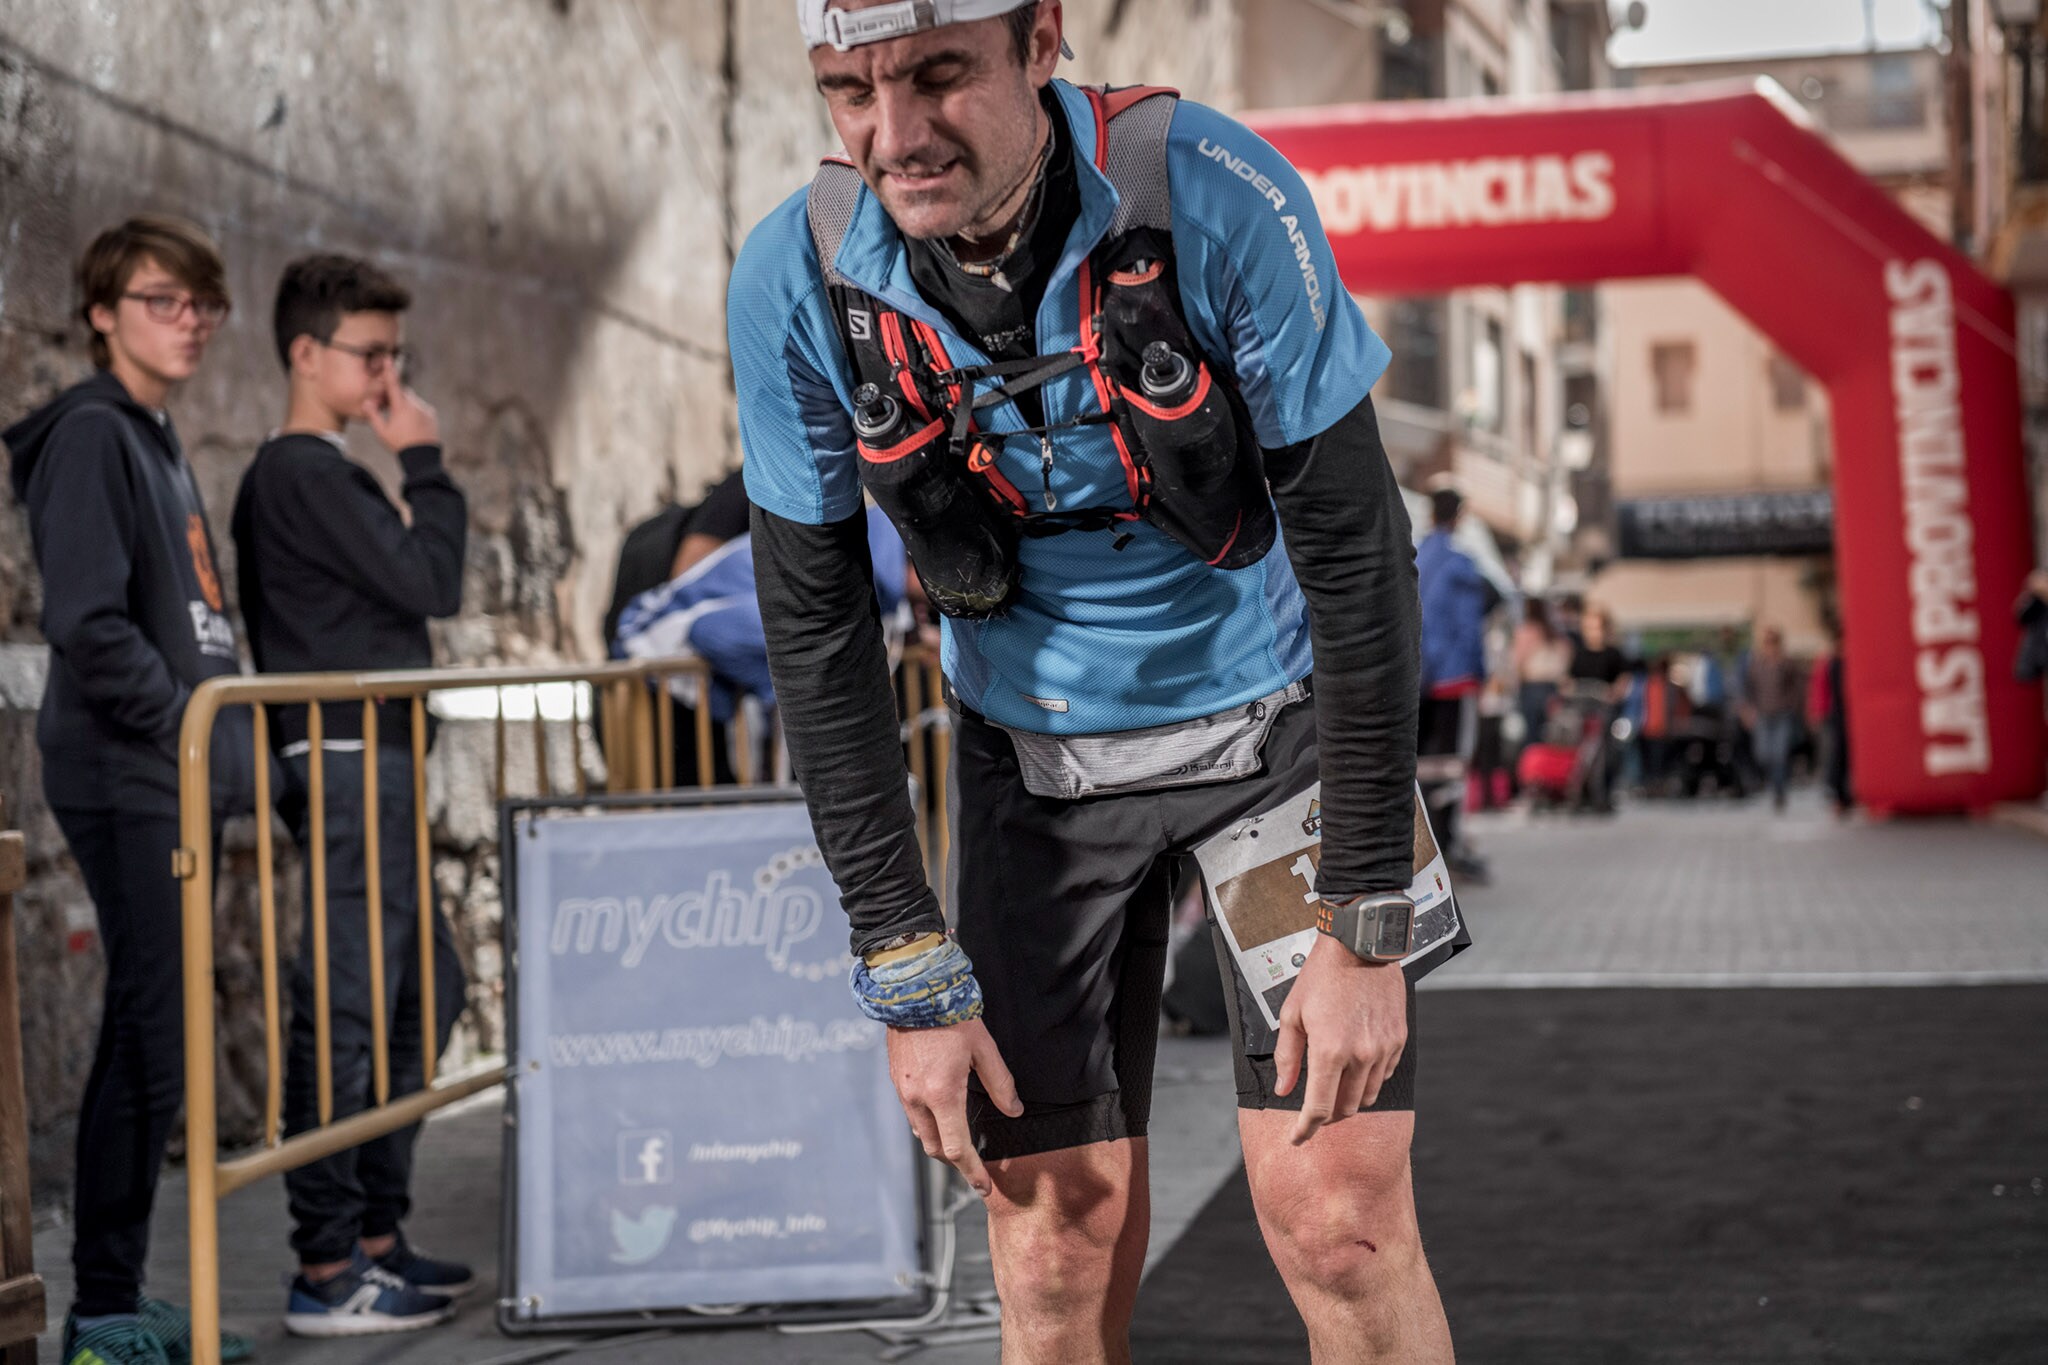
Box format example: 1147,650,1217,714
805,85,1277,620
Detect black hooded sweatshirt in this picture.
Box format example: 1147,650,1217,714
230,432,467,748
4,370,241,815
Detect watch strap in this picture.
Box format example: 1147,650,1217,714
1316,892,1416,962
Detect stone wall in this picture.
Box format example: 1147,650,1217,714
0,0,1244,1203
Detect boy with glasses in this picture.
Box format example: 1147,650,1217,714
4,215,257,1365
230,254,471,1337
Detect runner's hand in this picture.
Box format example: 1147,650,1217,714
365,367,439,452
1272,933,1406,1145
885,1017,1024,1197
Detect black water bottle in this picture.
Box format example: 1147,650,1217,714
1140,341,1196,406
850,383,1019,618
853,383,905,445
1128,341,1233,489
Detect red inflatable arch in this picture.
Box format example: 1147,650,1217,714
1248,82,2045,815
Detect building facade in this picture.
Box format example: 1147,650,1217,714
1243,0,1614,585
1960,0,2048,576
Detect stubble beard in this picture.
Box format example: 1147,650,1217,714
879,104,1046,245
878,152,992,243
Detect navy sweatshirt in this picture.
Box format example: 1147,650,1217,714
231,432,466,748
5,370,241,815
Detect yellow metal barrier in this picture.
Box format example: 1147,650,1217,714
173,650,952,1362
0,800,47,1364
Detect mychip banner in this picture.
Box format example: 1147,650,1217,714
501,792,925,1330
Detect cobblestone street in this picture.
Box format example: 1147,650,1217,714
1439,794,2048,987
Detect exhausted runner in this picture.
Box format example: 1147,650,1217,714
732,3,1463,1359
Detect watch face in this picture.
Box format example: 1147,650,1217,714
1372,904,1414,958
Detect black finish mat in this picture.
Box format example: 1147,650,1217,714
1132,987,2048,1364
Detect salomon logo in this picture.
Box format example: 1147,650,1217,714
848,309,874,341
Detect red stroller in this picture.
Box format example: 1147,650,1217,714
1517,683,1617,812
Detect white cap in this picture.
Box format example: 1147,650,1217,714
798,0,1072,56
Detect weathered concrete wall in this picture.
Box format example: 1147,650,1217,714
0,0,1245,1203
0,0,735,1201
2,0,736,654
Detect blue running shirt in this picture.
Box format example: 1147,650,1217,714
731,80,1391,736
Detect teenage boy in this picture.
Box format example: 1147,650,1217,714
4,216,257,1365
230,254,470,1336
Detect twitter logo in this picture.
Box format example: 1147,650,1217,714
610,1204,678,1266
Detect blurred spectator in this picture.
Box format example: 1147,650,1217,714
1568,606,1630,695
1709,625,1761,795
232,253,472,1333
1511,598,1571,755
1691,625,1740,716
1472,662,1514,812
603,470,752,645
1415,487,1501,880
1563,607,1630,812
1743,625,1803,812
1628,654,1690,796
602,470,752,784
616,504,907,746
2017,570,2048,683
1554,592,1586,646
1809,624,1852,817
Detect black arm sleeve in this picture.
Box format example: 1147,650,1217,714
751,503,945,954
1263,393,1420,897
292,444,467,619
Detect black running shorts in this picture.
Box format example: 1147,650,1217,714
953,691,1422,1161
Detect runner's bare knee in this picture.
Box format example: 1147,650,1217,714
1252,1134,1420,1307
986,1147,1142,1314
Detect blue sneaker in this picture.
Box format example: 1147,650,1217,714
370,1231,476,1297
137,1297,255,1363
63,1312,170,1365
283,1249,455,1338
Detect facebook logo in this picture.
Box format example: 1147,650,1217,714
618,1129,673,1186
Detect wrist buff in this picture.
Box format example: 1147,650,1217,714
850,933,984,1028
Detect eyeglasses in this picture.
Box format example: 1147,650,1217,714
121,292,231,327
319,338,413,375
